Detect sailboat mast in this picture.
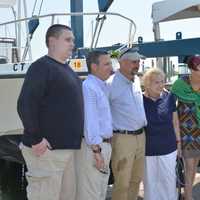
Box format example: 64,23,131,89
17,0,21,60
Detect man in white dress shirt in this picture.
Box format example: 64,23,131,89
76,50,113,200
107,48,147,200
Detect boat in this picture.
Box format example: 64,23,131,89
0,0,136,163
1,0,200,164
0,2,200,199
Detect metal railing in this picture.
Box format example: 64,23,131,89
0,12,137,62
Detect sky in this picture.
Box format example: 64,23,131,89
107,0,200,41
0,0,200,61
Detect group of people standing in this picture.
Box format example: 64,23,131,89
17,24,200,200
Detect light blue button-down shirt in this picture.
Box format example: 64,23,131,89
107,70,147,131
82,75,113,145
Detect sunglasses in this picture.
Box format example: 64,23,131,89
99,167,109,175
93,163,109,175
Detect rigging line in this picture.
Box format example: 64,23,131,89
94,15,106,48
90,14,100,49
32,0,38,16
38,0,44,16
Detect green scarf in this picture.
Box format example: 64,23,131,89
171,78,200,127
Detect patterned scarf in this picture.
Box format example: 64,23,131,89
171,78,200,127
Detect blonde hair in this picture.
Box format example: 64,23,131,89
143,68,165,89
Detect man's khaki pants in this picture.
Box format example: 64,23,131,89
76,139,112,200
111,133,145,200
21,145,76,200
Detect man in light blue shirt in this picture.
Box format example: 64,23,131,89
107,48,147,200
76,50,113,200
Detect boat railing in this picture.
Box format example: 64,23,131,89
0,12,136,62
0,11,136,45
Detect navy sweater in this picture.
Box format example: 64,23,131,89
17,56,84,149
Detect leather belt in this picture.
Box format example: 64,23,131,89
113,128,144,135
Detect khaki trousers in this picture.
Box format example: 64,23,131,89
76,140,112,200
111,133,145,200
21,145,76,200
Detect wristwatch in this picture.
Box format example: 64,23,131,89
91,145,101,153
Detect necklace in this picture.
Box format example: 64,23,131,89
193,88,200,92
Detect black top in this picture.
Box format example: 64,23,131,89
17,55,84,149
143,91,177,156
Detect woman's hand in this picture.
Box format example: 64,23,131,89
177,142,182,157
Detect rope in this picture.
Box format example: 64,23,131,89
94,15,106,48
90,14,100,49
31,0,44,16
31,0,38,16
38,0,44,16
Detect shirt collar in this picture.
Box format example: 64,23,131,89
116,70,133,84
144,90,166,102
88,74,107,90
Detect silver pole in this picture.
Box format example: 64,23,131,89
153,22,163,69
153,22,161,42
23,0,32,61
17,0,21,61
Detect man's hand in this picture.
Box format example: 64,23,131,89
93,153,105,171
32,138,52,156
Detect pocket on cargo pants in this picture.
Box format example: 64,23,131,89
21,146,64,200
25,166,63,200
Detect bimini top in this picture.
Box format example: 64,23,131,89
0,0,16,8
152,0,200,23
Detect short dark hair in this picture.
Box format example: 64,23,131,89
45,24,72,47
86,50,109,73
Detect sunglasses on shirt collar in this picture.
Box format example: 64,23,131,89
99,168,109,175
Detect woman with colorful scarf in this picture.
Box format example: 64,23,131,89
171,55,200,200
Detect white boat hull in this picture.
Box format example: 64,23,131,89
0,78,24,136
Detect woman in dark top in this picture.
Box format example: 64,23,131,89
143,68,181,200
171,55,200,200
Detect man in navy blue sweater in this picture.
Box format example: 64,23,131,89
17,24,84,200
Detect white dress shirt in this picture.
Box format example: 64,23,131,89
83,75,113,145
107,70,147,131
